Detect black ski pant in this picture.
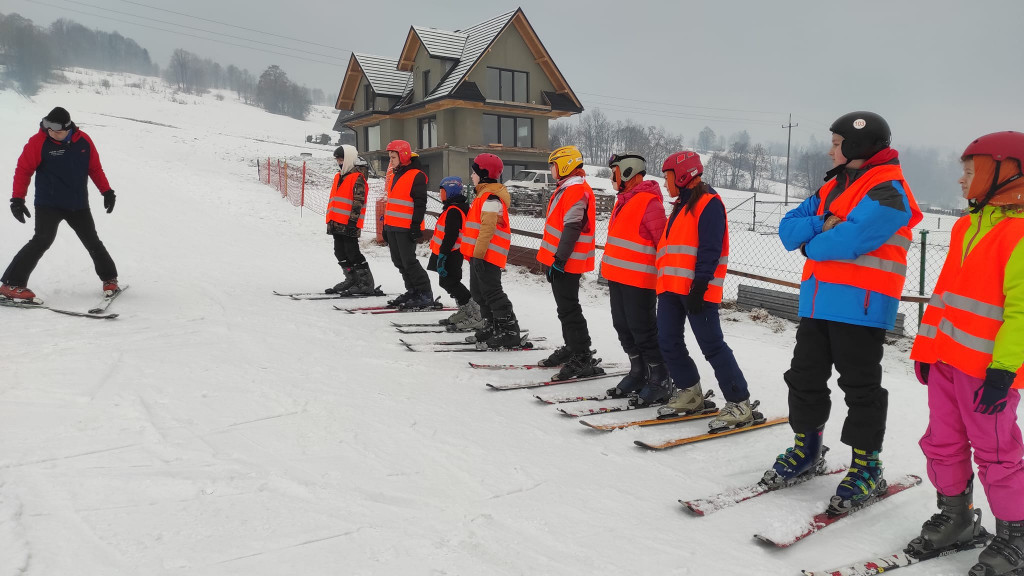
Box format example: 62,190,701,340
385,228,431,294
550,270,591,354
2,205,117,286
437,251,471,305
785,317,888,452
609,280,662,364
469,258,513,320
332,234,366,267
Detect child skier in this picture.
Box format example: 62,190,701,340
427,176,481,329
382,140,432,309
906,131,1024,576
325,145,377,295
651,151,754,432
461,153,521,349
600,153,669,400
762,111,922,514
536,145,599,381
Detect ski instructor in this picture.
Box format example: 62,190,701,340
2,106,120,301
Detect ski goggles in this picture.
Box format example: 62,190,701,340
41,119,70,132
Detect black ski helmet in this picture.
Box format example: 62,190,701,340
829,111,891,161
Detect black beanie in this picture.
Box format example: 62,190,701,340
333,146,345,159
472,162,497,184
44,107,72,129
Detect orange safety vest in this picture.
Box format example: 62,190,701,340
326,172,366,229
911,215,1024,386
803,164,921,298
430,205,465,255
656,193,729,300
460,190,511,268
536,178,596,273
384,168,425,228
601,192,659,289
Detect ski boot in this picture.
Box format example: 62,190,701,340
442,299,479,326
552,349,603,381
828,448,886,515
342,266,381,296
760,426,828,489
400,290,436,310
706,398,757,433
629,362,673,407
468,317,495,344
388,290,415,308
0,284,36,301
102,278,120,297
969,519,1024,576
538,345,573,368
484,315,523,350
326,263,356,294
606,354,645,398
905,479,990,558
657,381,706,416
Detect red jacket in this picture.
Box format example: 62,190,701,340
14,123,112,210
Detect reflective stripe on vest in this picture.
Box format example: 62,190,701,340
460,189,512,268
384,168,424,228
429,205,465,255
910,214,1024,385
536,178,597,273
655,192,730,301
600,193,660,289
326,172,366,228
802,164,921,298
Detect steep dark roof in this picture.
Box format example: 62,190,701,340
412,26,467,60
354,53,411,97
424,10,517,103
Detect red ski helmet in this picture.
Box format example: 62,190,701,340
386,140,413,165
662,151,703,189
472,153,504,181
961,131,1024,207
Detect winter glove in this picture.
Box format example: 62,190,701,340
10,198,30,223
686,278,709,314
409,228,423,244
437,253,448,278
102,190,116,214
973,368,1016,415
914,361,930,386
546,259,566,283
822,212,841,232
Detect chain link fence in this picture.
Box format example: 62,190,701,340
259,159,951,338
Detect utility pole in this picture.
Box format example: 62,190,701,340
782,113,798,205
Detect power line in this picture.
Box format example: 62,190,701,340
583,98,782,126
22,0,347,69
113,0,349,53
576,90,781,116
63,0,347,60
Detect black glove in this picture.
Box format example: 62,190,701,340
973,368,1016,415
10,198,30,223
546,259,566,283
409,228,423,244
915,361,930,385
686,278,709,314
102,190,116,213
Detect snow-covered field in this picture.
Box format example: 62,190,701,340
0,70,1004,576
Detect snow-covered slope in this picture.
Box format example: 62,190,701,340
0,70,991,576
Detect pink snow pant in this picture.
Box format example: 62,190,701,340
919,361,1024,520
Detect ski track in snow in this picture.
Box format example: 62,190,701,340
0,70,1004,576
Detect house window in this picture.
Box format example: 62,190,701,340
502,164,529,183
422,70,431,98
364,84,375,110
486,67,528,103
482,114,533,148
366,125,381,151
419,116,437,149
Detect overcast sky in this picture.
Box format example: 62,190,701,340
7,0,1023,152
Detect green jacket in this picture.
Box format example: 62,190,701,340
961,206,1024,373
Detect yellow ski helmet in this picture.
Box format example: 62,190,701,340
548,145,584,178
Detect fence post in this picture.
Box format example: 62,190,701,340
300,161,306,217
918,229,929,327
750,193,757,232
284,161,288,199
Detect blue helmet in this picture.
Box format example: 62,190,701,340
439,176,464,198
